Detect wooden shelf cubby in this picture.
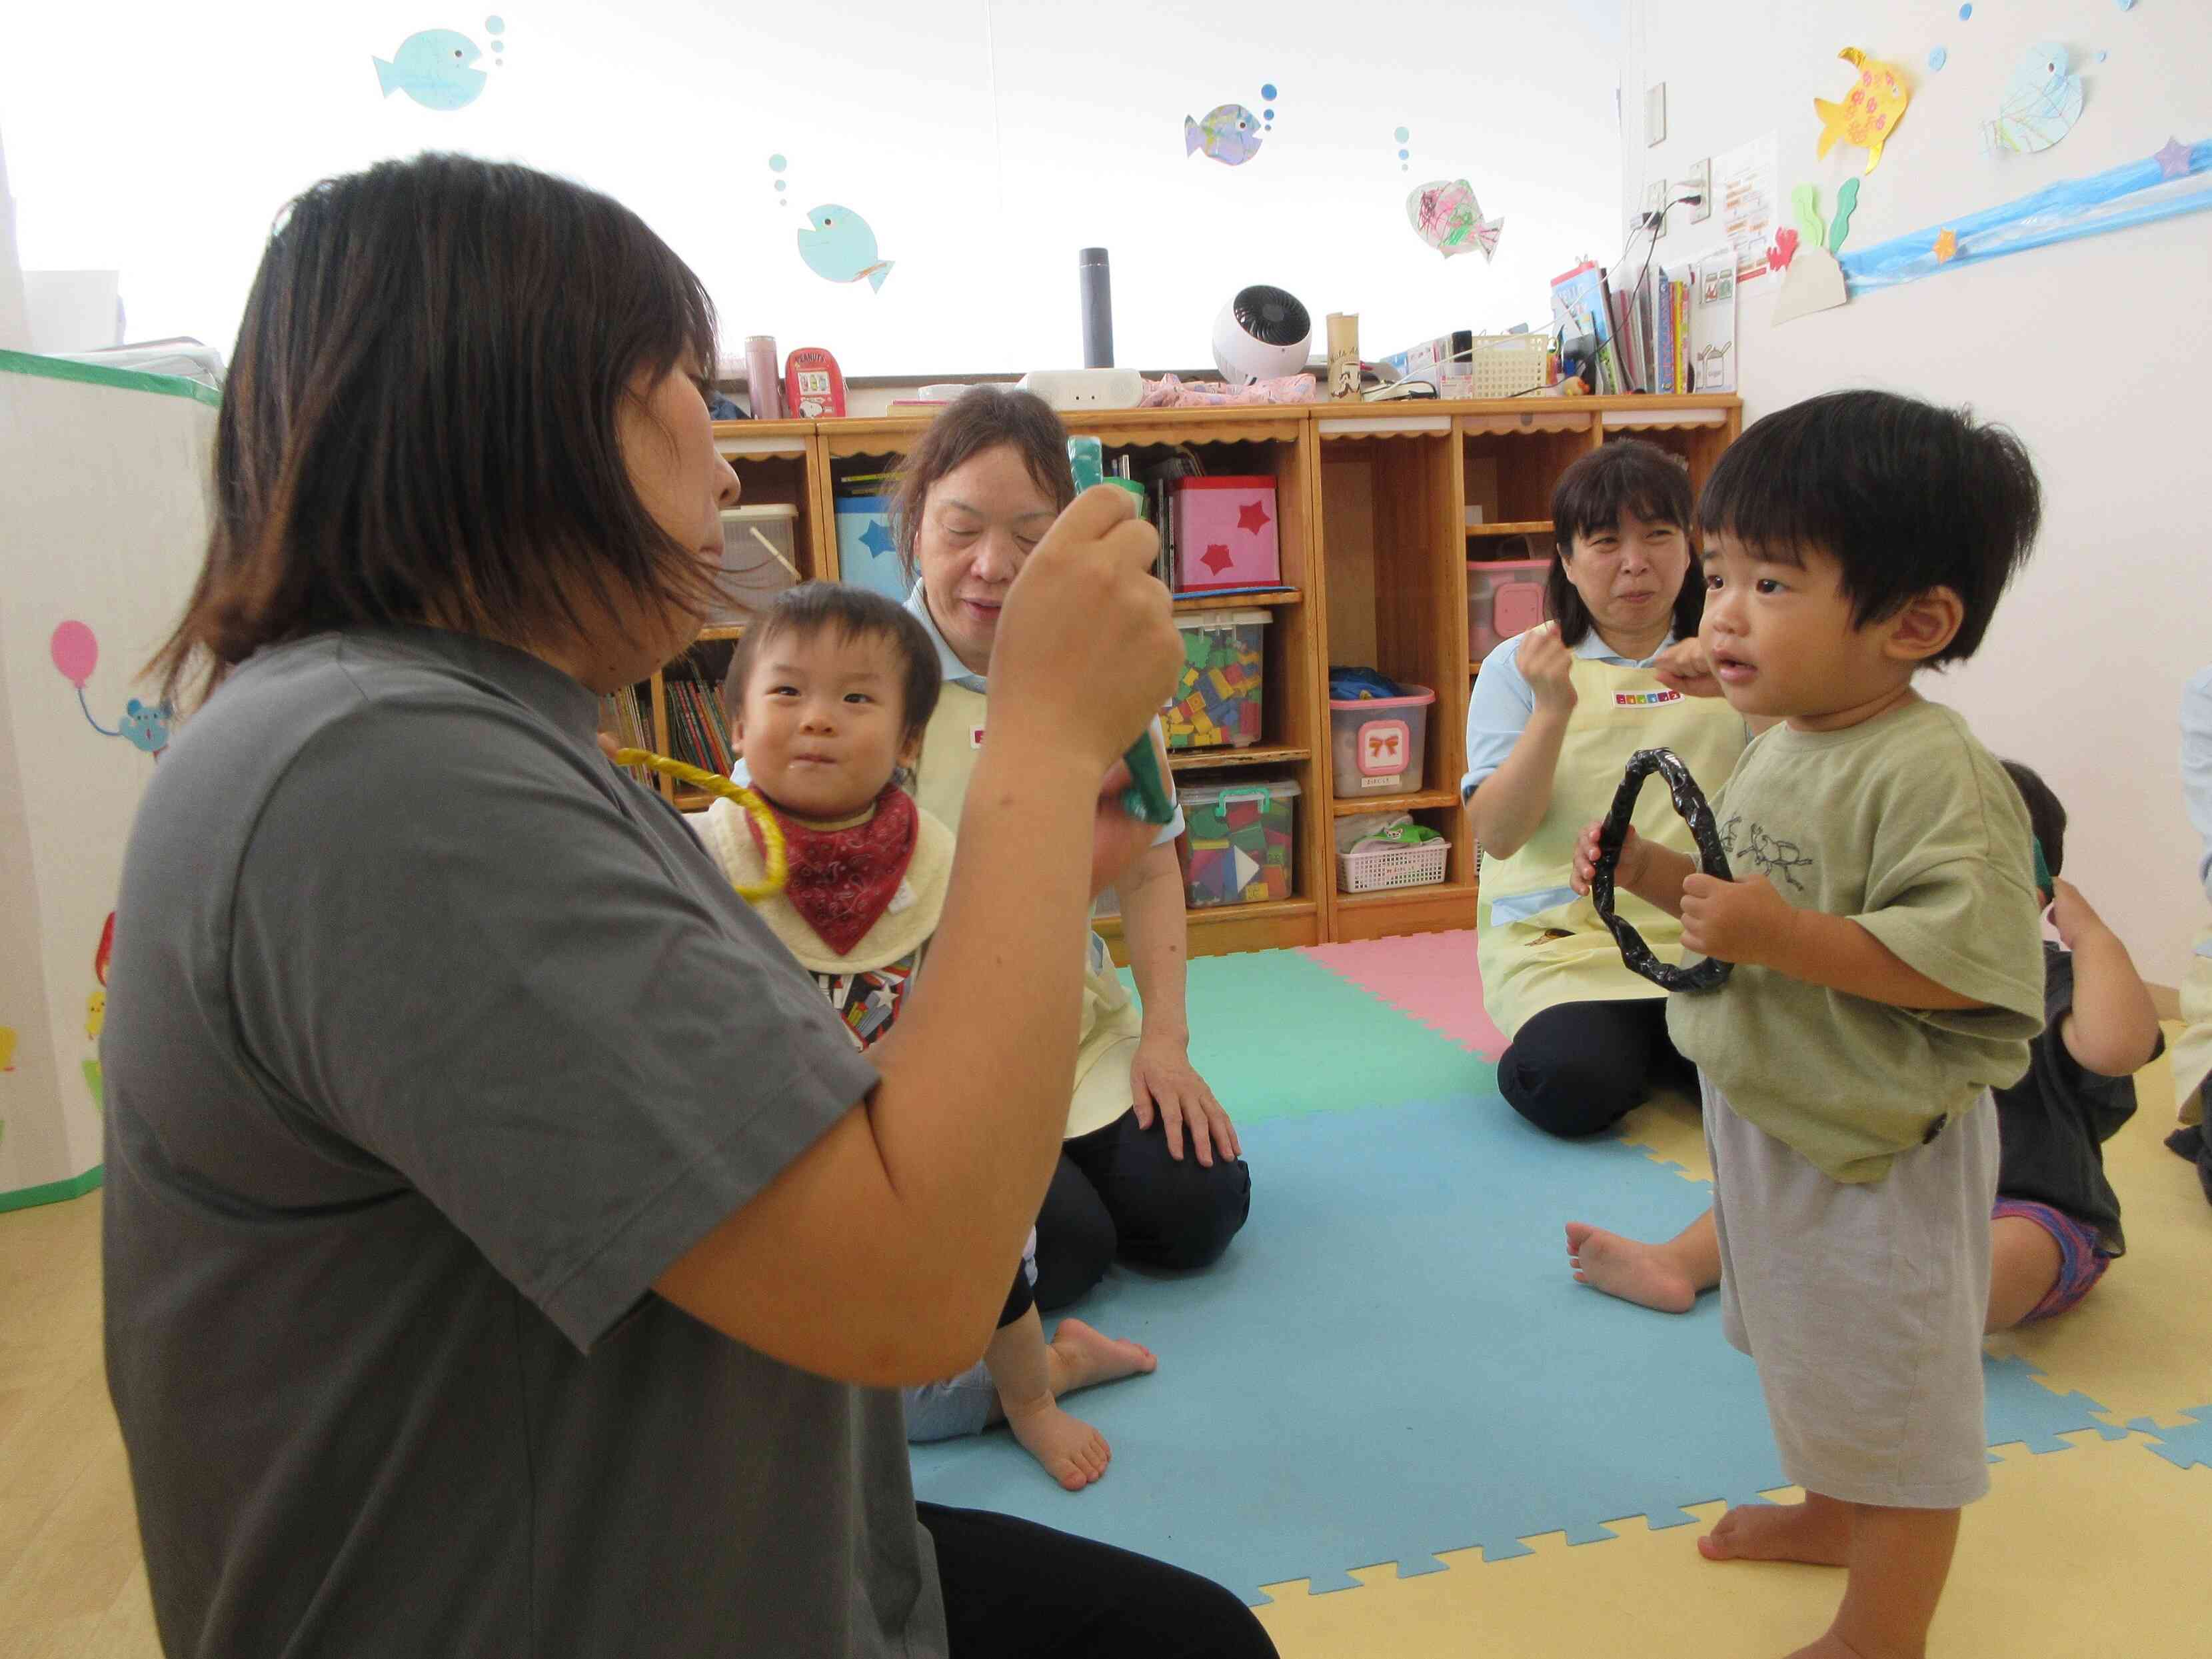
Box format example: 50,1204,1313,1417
629,396,1738,956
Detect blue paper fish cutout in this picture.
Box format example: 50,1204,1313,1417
1981,43,2084,156
373,29,487,111
1185,104,1263,167
798,205,894,291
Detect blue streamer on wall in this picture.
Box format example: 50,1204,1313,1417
1839,139,2209,293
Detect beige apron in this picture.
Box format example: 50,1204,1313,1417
913,683,1144,1138
2170,923,2212,1126
1476,654,1747,1040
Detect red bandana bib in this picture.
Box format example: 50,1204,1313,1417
749,785,920,956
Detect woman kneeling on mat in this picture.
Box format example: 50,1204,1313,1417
891,387,1254,1308
1463,441,1749,1138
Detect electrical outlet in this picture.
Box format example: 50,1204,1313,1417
1683,157,1712,223
1644,179,1668,225
1646,82,1667,147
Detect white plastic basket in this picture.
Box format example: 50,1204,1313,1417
1458,333,1552,399
1336,836,1450,893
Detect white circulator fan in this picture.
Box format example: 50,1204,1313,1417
1210,285,1312,385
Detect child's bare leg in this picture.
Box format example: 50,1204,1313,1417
1985,1214,2062,1333
984,1306,1112,1491
1566,1208,1721,1314
1801,1500,1960,1659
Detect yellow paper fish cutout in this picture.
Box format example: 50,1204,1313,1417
1815,47,1911,175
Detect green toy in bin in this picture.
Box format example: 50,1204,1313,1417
1069,435,1178,826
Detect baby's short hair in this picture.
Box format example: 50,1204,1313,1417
720,583,942,739
2000,759,2067,882
1697,389,2041,666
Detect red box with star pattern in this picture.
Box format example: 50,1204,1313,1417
1170,477,1280,593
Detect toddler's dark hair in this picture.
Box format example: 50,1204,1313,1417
1697,389,2040,666
1547,439,1701,649
2000,759,2066,883
720,583,942,741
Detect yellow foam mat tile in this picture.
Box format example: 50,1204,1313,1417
1256,1430,2211,1658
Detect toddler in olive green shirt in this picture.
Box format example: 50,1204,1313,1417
1574,391,2044,1659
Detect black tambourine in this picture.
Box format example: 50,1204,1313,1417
1590,747,1734,993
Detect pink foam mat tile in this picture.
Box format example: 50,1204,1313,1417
1300,929,1508,1060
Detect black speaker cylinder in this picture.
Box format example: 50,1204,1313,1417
1078,247,1114,368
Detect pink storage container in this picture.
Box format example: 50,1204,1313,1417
1328,685,1435,799
1171,476,1281,592
1467,559,1552,659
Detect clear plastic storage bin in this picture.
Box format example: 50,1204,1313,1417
1164,610,1271,750
1466,559,1551,659
1328,686,1434,799
1175,779,1298,908
712,503,802,623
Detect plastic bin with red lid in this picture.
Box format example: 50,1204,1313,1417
1327,685,1434,799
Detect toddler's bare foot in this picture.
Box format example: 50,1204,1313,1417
1044,1318,1158,1397
1566,1222,1698,1314
1697,1500,1851,1566
1002,1396,1112,1491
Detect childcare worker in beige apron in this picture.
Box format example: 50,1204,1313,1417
896,387,1252,1307
1464,440,1747,1138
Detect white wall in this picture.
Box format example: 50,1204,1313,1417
1619,0,2212,985
2,0,1622,375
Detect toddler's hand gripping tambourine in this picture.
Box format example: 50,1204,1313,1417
1590,747,1733,993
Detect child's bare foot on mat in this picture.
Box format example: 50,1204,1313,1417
1697,1500,1851,1566
1044,1318,1157,1396
1002,1396,1113,1490
1566,1222,1699,1314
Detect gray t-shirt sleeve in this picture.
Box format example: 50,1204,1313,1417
230,694,878,1352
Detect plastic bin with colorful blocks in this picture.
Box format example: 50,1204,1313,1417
1163,610,1272,751
1174,778,1300,909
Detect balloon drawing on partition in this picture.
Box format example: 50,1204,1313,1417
52,621,173,761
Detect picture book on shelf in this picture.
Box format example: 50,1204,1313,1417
1550,260,1623,393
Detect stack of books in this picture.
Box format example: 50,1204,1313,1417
1551,257,1729,395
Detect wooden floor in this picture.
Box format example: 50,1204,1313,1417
0,1192,156,1658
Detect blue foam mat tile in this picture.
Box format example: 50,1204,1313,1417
1981,1357,2129,1454
2125,1405,2212,1471
911,1089,2135,1605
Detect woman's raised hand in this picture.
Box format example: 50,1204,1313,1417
1516,621,1578,716
990,485,1180,772
1653,637,1723,699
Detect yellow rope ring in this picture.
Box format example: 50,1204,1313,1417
613,748,788,900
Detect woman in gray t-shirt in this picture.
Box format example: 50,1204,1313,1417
102,153,1275,1659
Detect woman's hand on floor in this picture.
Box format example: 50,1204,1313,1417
1130,1038,1240,1166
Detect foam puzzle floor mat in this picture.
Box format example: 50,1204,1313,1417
908,1090,2145,1606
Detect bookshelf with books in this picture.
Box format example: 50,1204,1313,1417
632,396,1736,956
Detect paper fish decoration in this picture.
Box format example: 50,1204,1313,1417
1406,180,1502,261
373,29,487,111
1814,47,1911,174
1981,44,2084,157
798,205,895,292
1186,104,1264,167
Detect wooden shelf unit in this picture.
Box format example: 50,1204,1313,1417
628,397,1738,954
